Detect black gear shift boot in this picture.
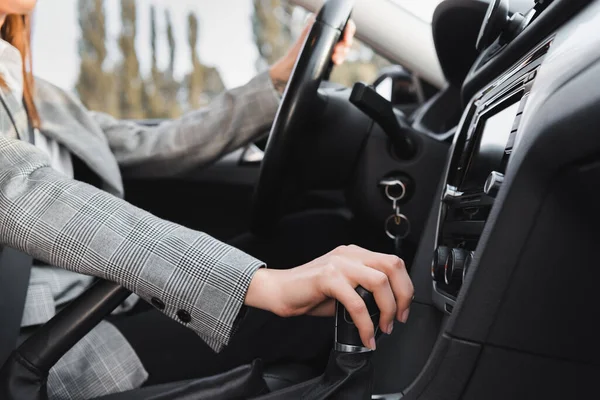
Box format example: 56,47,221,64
253,350,373,400
254,287,378,399
300,350,373,399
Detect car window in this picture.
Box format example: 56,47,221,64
389,0,445,23
254,1,391,88
31,0,392,119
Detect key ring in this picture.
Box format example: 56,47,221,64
385,213,411,239
383,180,407,202
395,205,402,218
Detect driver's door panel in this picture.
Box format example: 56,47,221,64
122,121,262,241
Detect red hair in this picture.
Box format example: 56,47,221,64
0,14,40,128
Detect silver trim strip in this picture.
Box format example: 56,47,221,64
334,343,373,353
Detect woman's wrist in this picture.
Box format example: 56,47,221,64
244,268,283,314
269,57,294,95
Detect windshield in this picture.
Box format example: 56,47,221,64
32,0,392,120
389,0,445,23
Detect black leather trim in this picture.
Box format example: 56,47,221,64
95,362,317,400
0,281,131,400
96,360,269,400
262,363,318,392
255,351,373,400
0,248,33,366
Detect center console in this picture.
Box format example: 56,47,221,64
431,38,552,314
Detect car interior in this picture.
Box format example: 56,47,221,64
1,0,600,398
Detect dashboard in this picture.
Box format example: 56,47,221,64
431,35,549,312
389,0,600,398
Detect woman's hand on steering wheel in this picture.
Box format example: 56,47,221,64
245,245,414,350
269,16,356,94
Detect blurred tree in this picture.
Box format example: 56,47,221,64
75,0,118,115
185,12,225,109
186,12,203,109
330,51,390,86
252,0,293,71
150,6,159,83
158,10,181,118
166,10,175,76
141,5,164,118
330,62,380,86
117,0,144,119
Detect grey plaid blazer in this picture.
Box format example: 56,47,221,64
0,71,280,399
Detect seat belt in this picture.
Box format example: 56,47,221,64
0,104,35,366
0,248,33,366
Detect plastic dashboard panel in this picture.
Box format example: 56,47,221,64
462,0,592,102
400,1,600,398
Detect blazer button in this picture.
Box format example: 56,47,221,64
151,297,165,310
177,309,192,323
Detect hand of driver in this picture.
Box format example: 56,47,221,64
244,245,414,350
269,17,356,94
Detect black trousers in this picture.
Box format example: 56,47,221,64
110,210,354,387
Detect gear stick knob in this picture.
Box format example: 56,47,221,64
335,286,381,353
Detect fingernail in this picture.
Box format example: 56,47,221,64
369,337,377,350
387,322,394,335
400,308,410,323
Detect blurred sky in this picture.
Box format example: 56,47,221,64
31,0,443,92
32,0,261,91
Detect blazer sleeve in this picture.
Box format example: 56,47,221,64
0,135,264,352
93,71,280,177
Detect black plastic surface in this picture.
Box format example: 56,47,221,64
432,0,488,88
483,159,600,362
475,0,509,51
300,88,372,190
349,83,417,159
401,335,481,400
449,21,600,344
393,1,600,398
462,345,600,399
463,0,592,101
370,302,443,394
0,248,32,366
431,45,544,311
410,86,461,136
410,173,447,306
349,124,449,248
315,0,354,31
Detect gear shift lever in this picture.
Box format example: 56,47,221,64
335,286,381,352
256,286,379,399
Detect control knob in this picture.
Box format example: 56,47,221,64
445,248,469,286
463,251,475,282
431,246,450,283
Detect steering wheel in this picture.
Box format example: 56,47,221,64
251,0,354,234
